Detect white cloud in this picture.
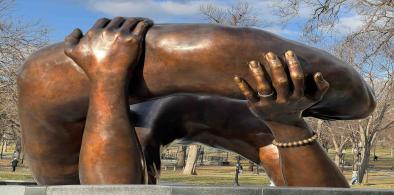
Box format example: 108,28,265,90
263,26,298,38
86,0,285,24
335,14,364,34
84,0,303,39
86,0,212,23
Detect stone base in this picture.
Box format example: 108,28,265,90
0,185,393,195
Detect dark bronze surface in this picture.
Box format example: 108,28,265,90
17,18,375,185
130,94,282,185
234,51,349,187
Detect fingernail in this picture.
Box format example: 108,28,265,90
285,50,295,58
234,76,241,83
316,73,324,82
249,61,258,68
266,52,276,60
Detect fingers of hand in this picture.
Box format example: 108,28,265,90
249,60,272,94
92,18,110,30
285,50,304,98
234,76,258,102
87,17,153,43
119,18,142,34
106,17,126,31
313,72,330,101
64,28,83,56
265,52,289,103
132,19,154,37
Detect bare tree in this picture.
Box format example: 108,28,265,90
200,1,260,27
273,0,393,63
307,118,332,151
0,0,48,160
183,144,201,175
335,34,394,183
176,145,187,169
274,0,393,183
325,121,351,170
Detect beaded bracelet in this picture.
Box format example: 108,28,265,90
272,133,317,148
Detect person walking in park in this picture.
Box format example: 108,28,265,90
11,158,19,172
234,155,243,186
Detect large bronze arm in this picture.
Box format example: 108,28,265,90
21,23,375,120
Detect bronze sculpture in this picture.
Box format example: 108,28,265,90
17,17,375,186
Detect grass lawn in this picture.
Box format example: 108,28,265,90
0,146,393,189
159,166,271,186
0,154,33,181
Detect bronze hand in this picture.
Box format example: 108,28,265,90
64,17,153,184
235,51,329,125
235,50,349,187
65,17,152,82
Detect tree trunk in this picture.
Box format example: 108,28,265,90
183,145,201,175
0,139,4,159
200,147,204,165
352,146,359,171
176,145,186,168
391,147,393,158
3,140,7,153
20,152,25,164
248,161,254,171
357,144,371,183
334,153,341,168
15,138,22,160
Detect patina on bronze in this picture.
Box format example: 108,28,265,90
17,17,375,185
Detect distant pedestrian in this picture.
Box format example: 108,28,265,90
351,171,358,185
11,158,19,172
234,155,243,186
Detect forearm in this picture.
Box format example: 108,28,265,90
79,81,144,184
265,120,349,187
63,17,152,184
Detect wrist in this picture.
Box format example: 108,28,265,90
264,120,313,143
89,81,129,103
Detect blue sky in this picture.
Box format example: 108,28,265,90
10,0,361,43
11,1,102,42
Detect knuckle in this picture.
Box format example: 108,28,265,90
64,36,72,42
126,35,139,43
101,29,112,37
86,30,96,37
243,91,253,98
142,19,153,26
133,33,143,39
291,73,304,80
276,98,288,104
113,16,124,20
266,52,277,60
256,101,269,108
251,67,263,76
292,92,303,99
275,78,288,86
97,17,109,23
239,83,247,91
64,48,73,55
288,60,300,67
258,85,270,93
285,50,295,56
296,90,304,96
270,60,283,69
125,17,137,23
140,20,149,26
114,31,122,37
